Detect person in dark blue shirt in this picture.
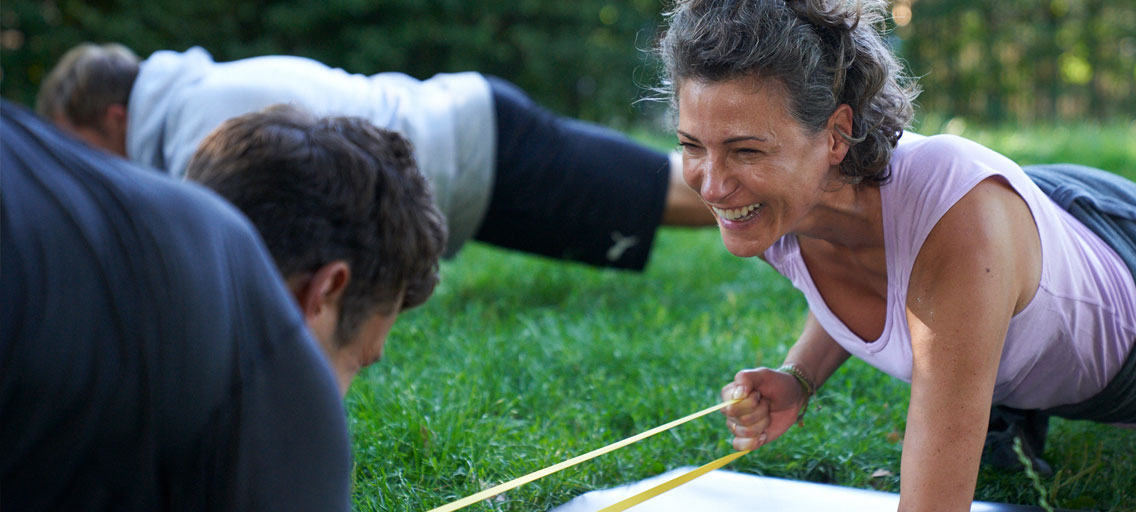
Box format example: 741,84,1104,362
0,100,352,511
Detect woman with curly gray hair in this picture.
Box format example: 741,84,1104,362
658,0,1136,509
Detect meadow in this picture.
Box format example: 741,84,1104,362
346,120,1136,511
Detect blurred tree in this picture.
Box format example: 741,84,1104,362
0,0,667,128
2,0,1133,127
895,0,1136,124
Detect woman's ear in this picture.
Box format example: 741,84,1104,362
827,104,854,166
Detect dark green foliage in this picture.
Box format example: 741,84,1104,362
897,0,1136,123
2,1,1134,126
0,0,667,127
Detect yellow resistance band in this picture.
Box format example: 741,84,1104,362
597,449,751,511
426,398,741,512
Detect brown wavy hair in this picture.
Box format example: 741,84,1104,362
187,105,447,346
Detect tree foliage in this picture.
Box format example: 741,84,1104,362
2,0,1133,127
895,0,1136,123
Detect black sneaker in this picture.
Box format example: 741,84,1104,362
982,424,1055,478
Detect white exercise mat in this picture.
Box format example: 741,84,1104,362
550,467,1052,511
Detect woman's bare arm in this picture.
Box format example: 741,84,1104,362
784,311,853,390
899,177,1041,511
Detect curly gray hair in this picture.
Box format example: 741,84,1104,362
657,0,919,185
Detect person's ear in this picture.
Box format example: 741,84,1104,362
295,261,351,320
101,103,129,157
826,104,854,166
104,103,127,128
289,261,352,354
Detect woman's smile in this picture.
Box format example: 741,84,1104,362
712,201,763,223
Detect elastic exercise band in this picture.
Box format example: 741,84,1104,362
426,398,740,512
597,449,751,511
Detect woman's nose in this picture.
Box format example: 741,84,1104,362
698,156,738,204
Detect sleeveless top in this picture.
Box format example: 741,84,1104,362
763,133,1136,409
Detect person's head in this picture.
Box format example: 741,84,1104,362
36,42,139,157
657,0,919,256
186,105,447,395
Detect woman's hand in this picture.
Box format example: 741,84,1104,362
721,368,809,451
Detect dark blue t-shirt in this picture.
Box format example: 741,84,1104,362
0,101,352,511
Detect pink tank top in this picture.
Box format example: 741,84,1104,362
764,133,1136,409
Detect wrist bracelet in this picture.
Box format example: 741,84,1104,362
778,363,816,426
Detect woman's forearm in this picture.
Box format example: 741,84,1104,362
782,311,850,390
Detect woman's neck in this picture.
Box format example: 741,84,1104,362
794,181,884,252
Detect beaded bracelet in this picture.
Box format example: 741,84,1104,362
777,363,816,427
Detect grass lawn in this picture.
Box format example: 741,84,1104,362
346,121,1136,511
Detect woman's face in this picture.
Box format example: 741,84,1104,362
677,77,845,258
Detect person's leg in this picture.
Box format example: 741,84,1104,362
982,406,1053,477
662,152,715,226
985,334,1136,477
476,76,688,270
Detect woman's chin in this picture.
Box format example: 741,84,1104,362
720,234,769,259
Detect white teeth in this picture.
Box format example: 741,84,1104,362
712,203,762,221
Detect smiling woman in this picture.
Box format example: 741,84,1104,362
677,78,853,258
655,0,1136,511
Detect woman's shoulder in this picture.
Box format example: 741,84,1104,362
889,132,1021,189
894,132,1003,165
896,132,1021,171
882,132,1028,252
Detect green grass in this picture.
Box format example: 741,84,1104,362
346,122,1136,511
914,116,1136,179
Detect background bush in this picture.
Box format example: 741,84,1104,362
3,0,1134,129
0,0,667,128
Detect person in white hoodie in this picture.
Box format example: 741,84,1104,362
37,42,713,271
